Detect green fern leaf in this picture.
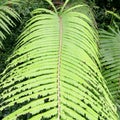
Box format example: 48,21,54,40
100,26,120,116
0,1,119,120
0,0,20,49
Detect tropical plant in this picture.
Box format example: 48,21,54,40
0,0,119,120
0,0,20,49
99,24,120,116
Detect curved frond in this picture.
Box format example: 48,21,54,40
106,11,120,20
0,0,20,49
0,2,119,120
0,40,3,49
100,26,120,113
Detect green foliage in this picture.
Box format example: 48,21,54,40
0,1,119,119
87,0,120,28
0,0,120,119
0,0,49,73
106,11,120,20
0,0,20,49
99,24,120,117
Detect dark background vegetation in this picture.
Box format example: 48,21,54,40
0,0,120,73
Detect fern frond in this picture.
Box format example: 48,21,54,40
106,10,120,20
0,0,20,49
100,26,120,114
0,1,119,120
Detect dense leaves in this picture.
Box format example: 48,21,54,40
0,1,119,119
100,26,120,116
0,0,120,120
0,0,20,49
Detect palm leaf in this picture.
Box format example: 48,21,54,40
0,0,20,49
100,26,120,114
0,1,119,119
